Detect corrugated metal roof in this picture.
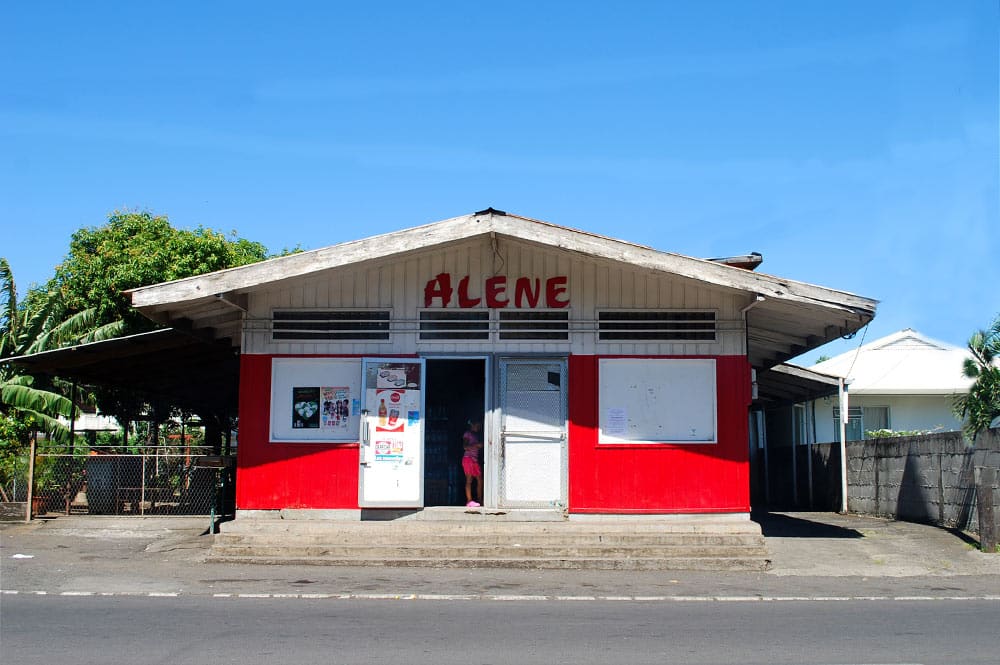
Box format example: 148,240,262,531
811,329,973,395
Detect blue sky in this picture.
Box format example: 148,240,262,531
1,1,997,363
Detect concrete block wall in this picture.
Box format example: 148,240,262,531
791,429,999,534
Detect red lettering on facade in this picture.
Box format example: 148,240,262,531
457,275,481,308
422,273,569,308
514,277,541,308
545,276,570,308
424,272,452,308
485,276,509,308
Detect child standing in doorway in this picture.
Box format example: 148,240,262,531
462,420,483,507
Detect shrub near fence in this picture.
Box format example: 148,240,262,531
797,429,1000,534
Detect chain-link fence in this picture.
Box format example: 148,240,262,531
0,454,30,503
29,446,234,517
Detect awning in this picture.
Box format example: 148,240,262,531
4,329,240,414
755,363,840,406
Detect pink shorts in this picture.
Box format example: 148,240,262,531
462,457,481,478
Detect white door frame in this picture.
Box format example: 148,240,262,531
421,355,494,507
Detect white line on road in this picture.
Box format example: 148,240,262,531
3,589,999,602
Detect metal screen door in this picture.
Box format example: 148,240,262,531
498,358,567,508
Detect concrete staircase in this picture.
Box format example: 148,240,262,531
208,512,771,571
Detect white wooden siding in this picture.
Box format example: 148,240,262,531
244,237,747,356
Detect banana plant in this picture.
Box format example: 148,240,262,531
0,258,116,444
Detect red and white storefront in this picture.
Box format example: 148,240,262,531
129,210,875,518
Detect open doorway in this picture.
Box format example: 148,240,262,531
424,358,487,506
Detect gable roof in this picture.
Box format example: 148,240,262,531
810,329,973,395
127,209,877,368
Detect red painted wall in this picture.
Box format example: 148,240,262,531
236,353,752,513
567,355,752,514
236,355,361,509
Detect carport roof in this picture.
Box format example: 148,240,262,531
755,363,841,406
4,328,240,413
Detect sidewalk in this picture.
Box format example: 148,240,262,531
2,512,999,600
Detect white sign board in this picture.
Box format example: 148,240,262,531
598,358,717,444
270,358,361,443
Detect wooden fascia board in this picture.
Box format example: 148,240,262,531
128,214,481,308
491,217,877,315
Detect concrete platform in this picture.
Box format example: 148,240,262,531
209,512,770,571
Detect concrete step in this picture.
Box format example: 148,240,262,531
209,516,770,571
213,532,764,548
210,543,769,559
205,554,772,571
218,519,764,536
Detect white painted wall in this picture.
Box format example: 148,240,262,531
243,235,747,357
811,393,964,442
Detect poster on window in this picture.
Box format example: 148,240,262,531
374,388,414,433
373,436,405,462
271,358,362,443
292,387,321,429
375,365,421,390
321,386,351,432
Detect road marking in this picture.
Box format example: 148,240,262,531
3,589,999,602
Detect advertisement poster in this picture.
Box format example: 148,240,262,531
292,387,320,429
373,436,405,462
375,388,407,433
376,365,421,390
321,387,351,432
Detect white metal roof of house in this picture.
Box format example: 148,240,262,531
809,329,973,395
127,209,877,369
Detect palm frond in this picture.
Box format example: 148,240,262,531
1,380,74,417
16,296,56,354
78,318,125,344
14,408,72,446
24,307,101,353
0,257,16,350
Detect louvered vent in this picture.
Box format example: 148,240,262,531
498,311,569,341
272,310,390,341
419,310,490,340
598,311,716,341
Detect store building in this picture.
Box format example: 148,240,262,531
128,209,876,517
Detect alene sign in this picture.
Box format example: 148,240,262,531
424,273,569,309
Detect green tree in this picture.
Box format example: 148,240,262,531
40,211,271,443
52,210,269,332
954,314,1000,437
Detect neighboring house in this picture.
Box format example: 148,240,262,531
809,329,973,442
57,410,119,434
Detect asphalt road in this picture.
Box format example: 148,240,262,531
2,595,998,665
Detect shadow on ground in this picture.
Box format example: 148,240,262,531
752,511,863,538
